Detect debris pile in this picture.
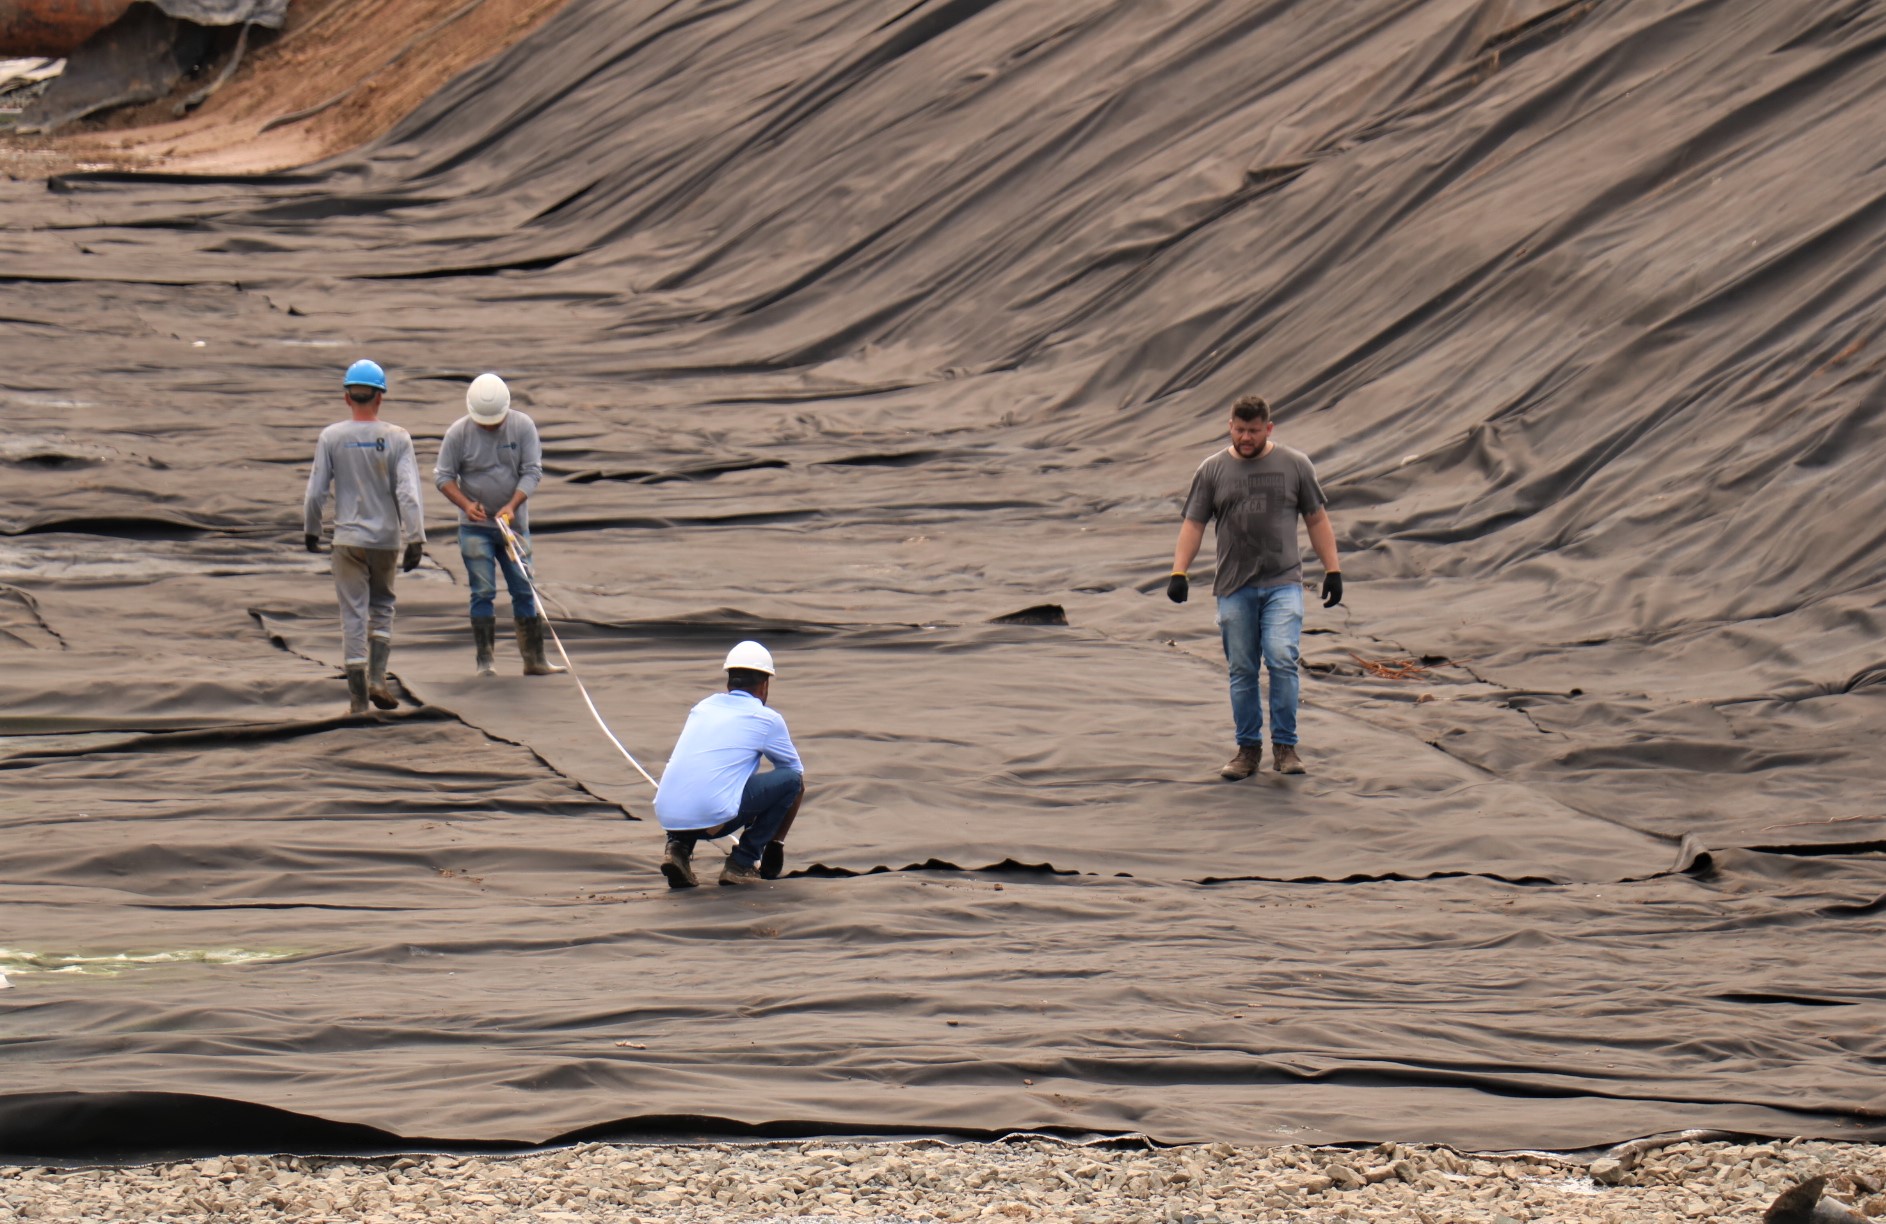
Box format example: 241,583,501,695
3,1138,1882,1223
1,0,285,132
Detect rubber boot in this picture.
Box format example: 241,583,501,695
344,664,371,715
516,616,566,676
366,637,399,710
472,616,497,677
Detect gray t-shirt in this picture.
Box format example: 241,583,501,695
433,411,544,533
1181,443,1327,596
304,419,426,550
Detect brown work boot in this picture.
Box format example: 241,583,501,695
660,839,698,890
1272,743,1306,775
1220,744,1262,780
718,855,764,887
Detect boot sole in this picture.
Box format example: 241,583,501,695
660,862,698,890
368,691,399,710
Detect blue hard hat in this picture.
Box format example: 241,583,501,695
343,359,387,391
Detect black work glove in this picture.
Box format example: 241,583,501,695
1321,571,1344,608
1166,573,1189,604
304,533,321,553
760,842,785,881
401,541,424,572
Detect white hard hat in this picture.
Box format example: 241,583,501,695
723,640,775,675
466,372,510,424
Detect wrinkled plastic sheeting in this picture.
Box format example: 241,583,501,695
149,0,284,28
17,2,207,130
0,56,62,91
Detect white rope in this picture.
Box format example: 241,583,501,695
494,516,659,789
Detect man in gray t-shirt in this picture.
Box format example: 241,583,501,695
1167,394,1343,779
434,373,564,678
303,359,427,715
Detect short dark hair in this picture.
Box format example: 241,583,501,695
727,668,769,693
1230,395,1270,423
345,386,379,406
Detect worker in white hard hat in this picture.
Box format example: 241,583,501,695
652,640,806,889
434,373,565,677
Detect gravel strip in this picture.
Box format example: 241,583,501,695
2,1137,1883,1222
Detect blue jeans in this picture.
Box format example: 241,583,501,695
1217,583,1304,747
458,525,537,620
669,767,803,869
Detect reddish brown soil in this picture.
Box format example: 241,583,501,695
1,0,570,175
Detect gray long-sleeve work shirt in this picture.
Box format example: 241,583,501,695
433,411,544,533
304,419,426,549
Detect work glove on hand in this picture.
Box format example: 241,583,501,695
760,842,785,881
1166,573,1189,604
401,541,424,573
304,533,321,553
1321,571,1344,608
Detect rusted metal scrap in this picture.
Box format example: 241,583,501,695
1347,651,1436,680
0,0,136,58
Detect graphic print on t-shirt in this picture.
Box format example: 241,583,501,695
1226,473,1286,554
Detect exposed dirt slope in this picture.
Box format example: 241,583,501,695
2,0,570,173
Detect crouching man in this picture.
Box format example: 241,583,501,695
652,641,805,889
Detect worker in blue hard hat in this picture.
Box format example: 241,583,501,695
302,359,427,715
652,641,805,889
433,372,564,678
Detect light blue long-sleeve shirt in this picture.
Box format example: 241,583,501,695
653,691,804,831
304,419,426,549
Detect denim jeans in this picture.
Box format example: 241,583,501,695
669,767,803,869
458,524,537,620
1216,583,1304,747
